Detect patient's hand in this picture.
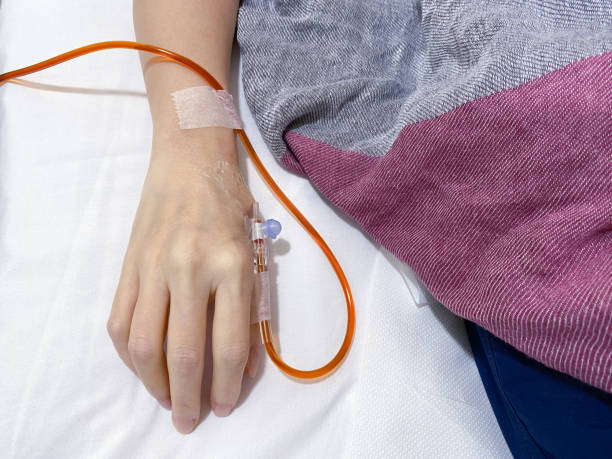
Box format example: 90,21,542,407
106,134,261,434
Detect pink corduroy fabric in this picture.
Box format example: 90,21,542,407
281,52,612,392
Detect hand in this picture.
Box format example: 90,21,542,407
106,135,261,434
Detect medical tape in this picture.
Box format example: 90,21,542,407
171,85,242,130
251,270,272,324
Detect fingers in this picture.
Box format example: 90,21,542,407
106,259,139,376
166,273,210,435
245,323,263,378
127,270,171,410
210,269,253,417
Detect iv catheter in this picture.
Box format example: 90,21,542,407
0,41,355,381
249,202,279,326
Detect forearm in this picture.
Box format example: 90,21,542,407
133,0,241,162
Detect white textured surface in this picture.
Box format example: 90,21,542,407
0,1,510,457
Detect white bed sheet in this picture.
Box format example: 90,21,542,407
0,1,510,457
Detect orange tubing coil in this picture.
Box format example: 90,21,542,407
0,41,355,381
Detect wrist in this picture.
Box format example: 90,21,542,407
145,130,252,209
151,126,239,164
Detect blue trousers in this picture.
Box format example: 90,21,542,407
464,321,612,458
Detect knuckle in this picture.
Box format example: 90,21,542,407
218,342,249,368
170,345,202,372
214,241,251,272
127,336,156,363
106,319,127,341
168,241,190,264
165,238,202,272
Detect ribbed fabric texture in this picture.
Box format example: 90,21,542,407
283,53,612,393
236,0,612,393
237,0,611,158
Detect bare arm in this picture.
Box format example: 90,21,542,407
107,0,256,436
134,0,241,160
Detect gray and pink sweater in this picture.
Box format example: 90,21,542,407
236,0,612,393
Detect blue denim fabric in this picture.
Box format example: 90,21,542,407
465,321,612,458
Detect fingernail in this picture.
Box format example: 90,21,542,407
212,401,233,417
246,363,256,378
159,398,172,411
246,347,261,378
173,415,197,434
246,355,259,378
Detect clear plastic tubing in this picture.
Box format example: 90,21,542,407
0,41,355,381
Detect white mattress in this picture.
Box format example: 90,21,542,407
0,1,510,457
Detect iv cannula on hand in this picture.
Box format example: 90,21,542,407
0,41,355,381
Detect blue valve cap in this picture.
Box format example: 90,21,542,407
263,219,282,239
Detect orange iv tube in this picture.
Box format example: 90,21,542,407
0,41,355,381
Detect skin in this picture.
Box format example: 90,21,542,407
106,0,260,435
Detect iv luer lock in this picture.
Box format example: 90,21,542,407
248,201,280,325
0,41,356,381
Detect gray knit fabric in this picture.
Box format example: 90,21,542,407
236,0,612,159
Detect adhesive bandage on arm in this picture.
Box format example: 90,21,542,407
171,85,242,130
0,41,355,381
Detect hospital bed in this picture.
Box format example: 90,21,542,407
0,1,510,457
